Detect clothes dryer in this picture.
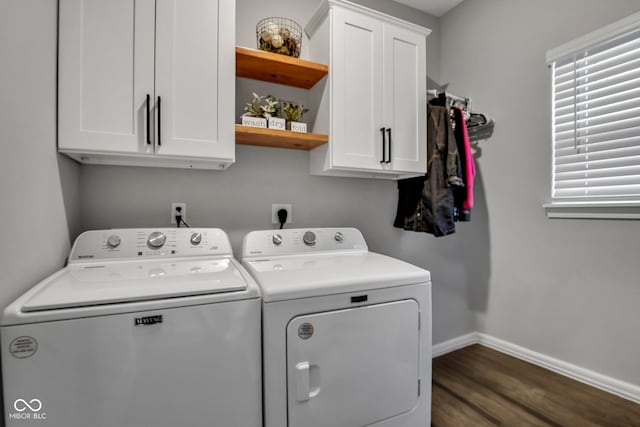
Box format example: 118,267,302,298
2,228,261,427
242,227,431,427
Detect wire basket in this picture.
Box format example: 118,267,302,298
256,17,302,58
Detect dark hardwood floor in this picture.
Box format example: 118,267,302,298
432,345,640,427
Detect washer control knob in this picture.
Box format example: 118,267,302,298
303,231,316,246
106,235,121,249
147,232,166,249
190,232,202,245
272,233,283,246
334,232,344,242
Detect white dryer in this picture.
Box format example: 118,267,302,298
1,228,261,427
242,228,432,427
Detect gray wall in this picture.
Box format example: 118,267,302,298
0,0,81,310
440,0,640,385
79,0,479,345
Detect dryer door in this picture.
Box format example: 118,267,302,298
286,299,420,427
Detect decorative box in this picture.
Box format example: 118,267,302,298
268,117,286,130
289,121,307,133
241,116,267,128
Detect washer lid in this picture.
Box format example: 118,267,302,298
243,252,430,302
21,258,248,312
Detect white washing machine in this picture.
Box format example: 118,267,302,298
1,228,261,427
242,228,432,427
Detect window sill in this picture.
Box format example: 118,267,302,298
543,202,640,219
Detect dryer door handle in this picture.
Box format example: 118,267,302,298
295,361,311,402
295,361,320,402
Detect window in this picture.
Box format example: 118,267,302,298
545,12,640,219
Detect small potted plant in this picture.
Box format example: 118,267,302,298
282,101,309,133
266,100,286,130
241,93,279,128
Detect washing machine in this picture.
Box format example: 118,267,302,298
241,227,432,427
1,228,261,427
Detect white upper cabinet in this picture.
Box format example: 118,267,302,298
330,7,384,171
58,0,235,170
306,0,429,179
383,24,427,174
58,0,155,156
154,0,234,161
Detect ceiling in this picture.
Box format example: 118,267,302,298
392,0,465,17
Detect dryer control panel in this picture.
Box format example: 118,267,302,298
69,228,233,262
242,228,368,258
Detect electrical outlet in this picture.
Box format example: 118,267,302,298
272,204,292,224
171,203,187,225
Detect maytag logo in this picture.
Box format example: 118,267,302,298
134,315,163,326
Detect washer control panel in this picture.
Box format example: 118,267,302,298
242,228,368,258
69,228,233,262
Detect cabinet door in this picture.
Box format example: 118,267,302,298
58,0,155,154
154,0,234,162
383,23,427,174
330,7,384,171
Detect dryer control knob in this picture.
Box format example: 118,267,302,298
147,232,167,249
272,233,283,246
334,232,344,242
303,231,316,246
106,235,121,249
190,232,202,245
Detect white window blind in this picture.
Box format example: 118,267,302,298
550,25,640,203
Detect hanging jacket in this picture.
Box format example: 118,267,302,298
394,104,463,237
452,107,475,221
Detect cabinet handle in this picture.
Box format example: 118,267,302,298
380,127,386,163
146,94,151,145
386,128,392,164
157,96,162,146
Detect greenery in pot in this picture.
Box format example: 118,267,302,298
281,101,309,123
243,93,279,119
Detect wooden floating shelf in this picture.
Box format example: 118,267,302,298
236,47,328,89
235,125,328,151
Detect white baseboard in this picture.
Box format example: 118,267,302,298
432,332,640,404
431,332,479,358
